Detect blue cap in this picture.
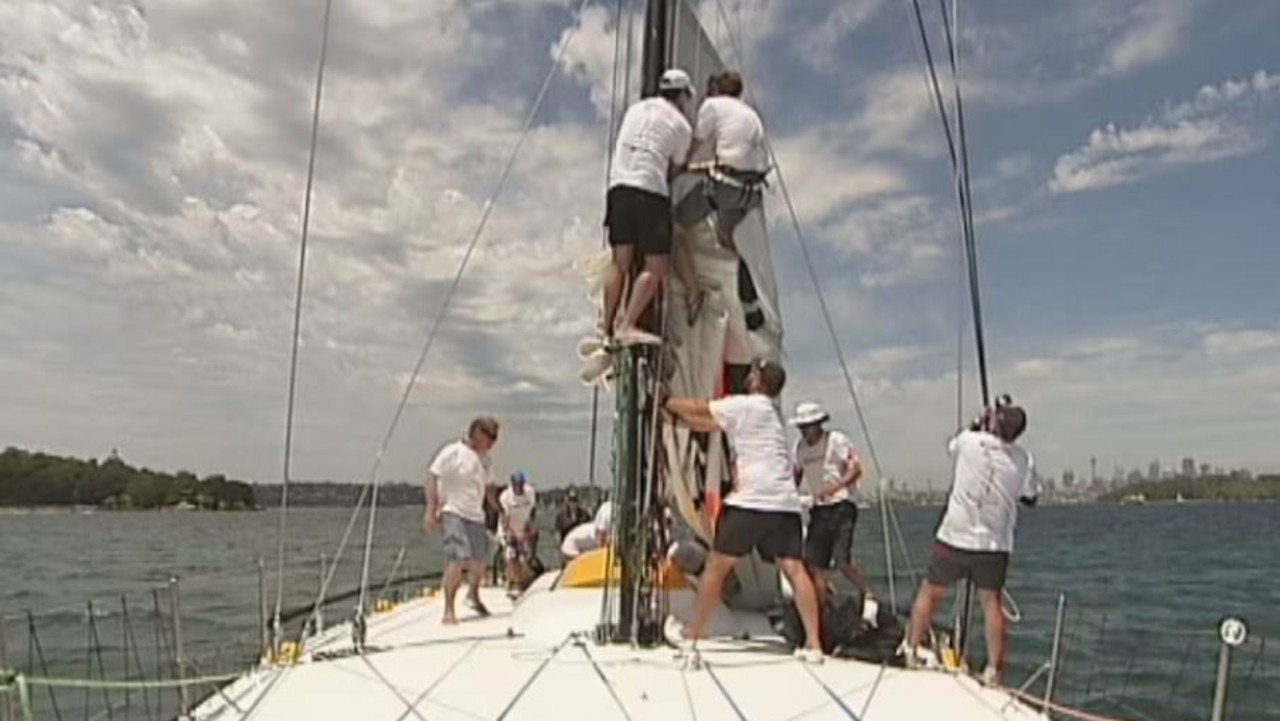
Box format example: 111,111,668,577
511,470,527,484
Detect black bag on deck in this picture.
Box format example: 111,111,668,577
773,592,905,664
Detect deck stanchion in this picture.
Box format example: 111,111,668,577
0,618,13,721
168,577,189,717
314,553,327,635
1043,593,1066,712
1211,617,1248,721
257,559,268,661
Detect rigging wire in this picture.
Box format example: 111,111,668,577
588,0,635,491
352,0,597,619
953,0,966,432
905,0,990,406
272,0,334,645
938,0,990,408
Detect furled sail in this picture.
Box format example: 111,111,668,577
663,0,783,550
659,0,786,612
574,1,784,609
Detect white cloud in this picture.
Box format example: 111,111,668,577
1012,358,1065,379
1049,70,1280,193
0,0,616,485
767,127,908,224
1203,329,1280,357
822,194,950,289
1101,0,1195,77
1,0,1277,497
849,69,946,157
554,4,635,117
789,321,1280,484
802,0,885,70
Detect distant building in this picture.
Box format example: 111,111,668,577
1127,469,1145,485
1062,470,1076,488
1181,457,1196,478
1200,463,1212,478
1147,460,1160,481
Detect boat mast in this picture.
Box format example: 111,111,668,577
600,0,670,648
640,0,670,97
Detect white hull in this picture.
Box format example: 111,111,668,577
194,575,1048,720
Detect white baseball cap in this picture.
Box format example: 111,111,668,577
659,68,693,93
788,401,830,427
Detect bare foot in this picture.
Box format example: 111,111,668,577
442,614,459,626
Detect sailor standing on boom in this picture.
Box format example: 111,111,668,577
601,68,694,346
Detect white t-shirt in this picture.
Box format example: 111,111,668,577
694,96,767,172
794,430,861,506
593,500,614,535
935,430,1040,553
499,485,537,533
428,440,494,523
709,395,801,514
560,522,598,558
608,97,692,197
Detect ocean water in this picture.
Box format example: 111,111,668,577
1,502,1276,720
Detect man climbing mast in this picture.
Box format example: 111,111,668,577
601,68,695,346
675,69,769,253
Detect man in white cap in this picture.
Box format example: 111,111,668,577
601,68,695,346
790,402,876,607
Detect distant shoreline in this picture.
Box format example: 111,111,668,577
2,498,1275,514
0,505,269,514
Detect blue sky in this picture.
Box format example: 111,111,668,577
0,0,1277,490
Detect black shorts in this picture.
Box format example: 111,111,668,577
604,185,672,255
804,502,858,570
926,541,1010,591
712,505,803,562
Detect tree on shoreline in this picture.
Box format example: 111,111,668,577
0,446,254,510
1100,473,1280,503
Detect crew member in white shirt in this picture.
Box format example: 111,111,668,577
602,68,694,346
661,359,824,663
790,401,875,605
675,69,768,252
498,470,538,596
904,401,1040,685
424,417,501,625
559,499,614,563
